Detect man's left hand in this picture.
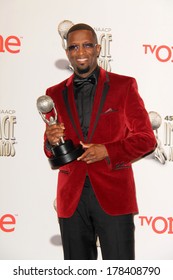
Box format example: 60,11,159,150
77,141,108,164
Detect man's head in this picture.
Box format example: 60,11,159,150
66,23,98,43
65,23,101,77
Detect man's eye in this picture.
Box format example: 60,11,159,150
83,43,95,48
67,43,96,52
68,45,78,51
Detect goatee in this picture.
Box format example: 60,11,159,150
77,66,90,75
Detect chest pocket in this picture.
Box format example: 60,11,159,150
97,109,125,142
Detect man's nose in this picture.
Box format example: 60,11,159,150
77,45,86,53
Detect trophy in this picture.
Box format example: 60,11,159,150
57,20,74,49
36,95,84,169
149,111,167,164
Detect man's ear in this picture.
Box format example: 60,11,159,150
96,44,101,57
65,49,69,58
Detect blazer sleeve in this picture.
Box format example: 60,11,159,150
104,78,157,169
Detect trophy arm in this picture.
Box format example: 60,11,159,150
39,111,50,125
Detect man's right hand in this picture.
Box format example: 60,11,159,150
45,123,65,145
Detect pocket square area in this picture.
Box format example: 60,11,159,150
102,108,118,114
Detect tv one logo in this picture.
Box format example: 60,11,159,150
0,35,22,54
143,44,173,62
0,214,16,232
139,216,173,234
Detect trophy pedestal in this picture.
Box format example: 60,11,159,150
48,140,84,169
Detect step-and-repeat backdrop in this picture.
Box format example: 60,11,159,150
1,0,173,260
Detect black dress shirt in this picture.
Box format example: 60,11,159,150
74,66,100,139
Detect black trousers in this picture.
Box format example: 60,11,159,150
59,177,135,260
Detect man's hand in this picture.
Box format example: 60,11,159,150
45,123,65,145
77,141,108,164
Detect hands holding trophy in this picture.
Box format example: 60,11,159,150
36,95,84,169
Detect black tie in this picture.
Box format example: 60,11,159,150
74,74,96,88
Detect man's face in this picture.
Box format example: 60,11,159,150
66,30,101,77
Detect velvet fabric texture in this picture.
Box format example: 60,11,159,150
44,67,156,218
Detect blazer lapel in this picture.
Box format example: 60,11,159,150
63,75,84,141
87,68,109,143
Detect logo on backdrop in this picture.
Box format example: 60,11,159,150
143,44,173,62
139,216,173,234
57,20,113,72
0,109,17,157
0,35,22,54
94,27,112,71
148,111,173,164
0,214,16,232
164,115,173,161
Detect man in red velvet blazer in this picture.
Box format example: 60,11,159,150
44,23,156,260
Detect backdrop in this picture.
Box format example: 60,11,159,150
1,0,173,260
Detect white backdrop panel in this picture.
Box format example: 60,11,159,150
0,0,173,259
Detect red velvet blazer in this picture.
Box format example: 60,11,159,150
44,67,156,218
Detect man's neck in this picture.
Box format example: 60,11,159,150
74,66,99,79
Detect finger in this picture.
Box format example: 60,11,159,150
77,150,91,161
46,128,65,145
80,141,92,149
60,123,65,130
85,156,96,164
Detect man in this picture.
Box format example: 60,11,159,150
44,23,156,260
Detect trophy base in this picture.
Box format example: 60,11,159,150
48,143,84,169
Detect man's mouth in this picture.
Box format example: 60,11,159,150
77,58,88,64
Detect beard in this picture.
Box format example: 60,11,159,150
76,66,90,75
